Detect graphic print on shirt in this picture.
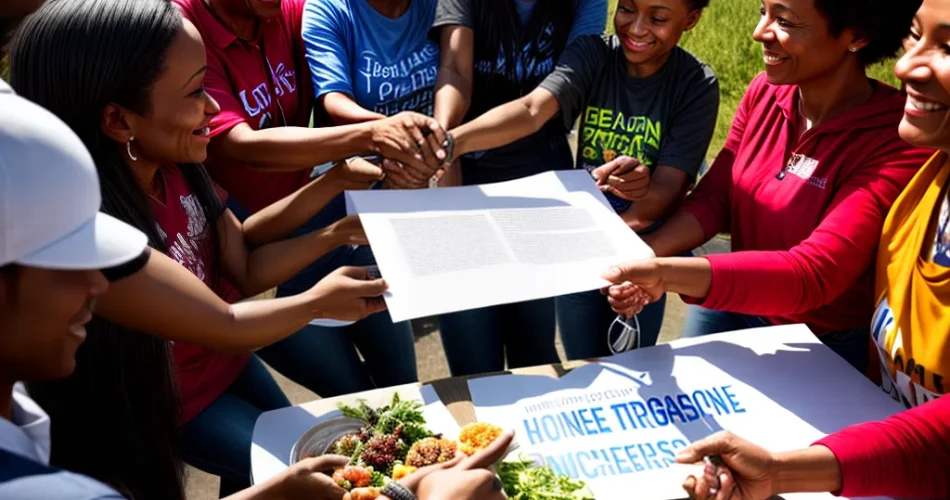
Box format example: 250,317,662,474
931,193,950,266
871,297,944,407
357,42,439,116
474,23,558,82
237,59,297,129
579,106,661,169
164,193,211,283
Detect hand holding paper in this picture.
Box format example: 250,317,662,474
345,170,656,321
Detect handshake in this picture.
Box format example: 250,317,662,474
359,111,456,190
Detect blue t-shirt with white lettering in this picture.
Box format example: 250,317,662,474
303,0,439,117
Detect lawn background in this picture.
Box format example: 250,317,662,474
604,0,901,161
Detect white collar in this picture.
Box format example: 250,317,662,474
0,383,51,464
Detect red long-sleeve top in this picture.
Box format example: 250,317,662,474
680,73,932,334
815,395,950,498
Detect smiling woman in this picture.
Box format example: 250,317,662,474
603,0,931,374
8,0,397,498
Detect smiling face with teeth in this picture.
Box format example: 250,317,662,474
752,0,861,86
894,0,950,151
104,20,220,169
613,0,704,78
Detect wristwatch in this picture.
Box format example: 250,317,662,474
381,482,417,500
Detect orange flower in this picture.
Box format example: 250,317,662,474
458,422,503,456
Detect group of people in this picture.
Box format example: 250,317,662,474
0,0,947,498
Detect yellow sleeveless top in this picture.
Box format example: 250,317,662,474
871,152,950,407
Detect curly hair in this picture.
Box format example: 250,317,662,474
813,0,922,66
690,0,711,9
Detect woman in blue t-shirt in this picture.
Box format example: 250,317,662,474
429,0,607,376
303,0,440,124
437,0,718,364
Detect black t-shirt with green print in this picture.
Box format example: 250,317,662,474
540,35,719,213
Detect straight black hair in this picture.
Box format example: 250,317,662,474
8,0,223,498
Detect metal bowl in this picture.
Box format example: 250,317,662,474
290,414,366,464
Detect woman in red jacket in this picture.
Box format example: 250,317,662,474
669,0,950,498
602,0,931,373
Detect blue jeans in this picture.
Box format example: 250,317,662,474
438,298,560,376
681,305,870,373
181,356,290,498
228,195,418,395
556,290,665,360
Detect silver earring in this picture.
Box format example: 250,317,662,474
849,46,858,53
126,136,138,162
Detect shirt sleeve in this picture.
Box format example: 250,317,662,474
569,0,608,43
432,0,474,29
697,140,929,316
203,50,251,138
100,248,151,283
815,395,950,499
657,60,719,178
679,73,766,240
301,0,356,100
538,35,609,130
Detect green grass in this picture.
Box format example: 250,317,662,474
605,0,900,161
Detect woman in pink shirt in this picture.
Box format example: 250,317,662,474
602,0,930,373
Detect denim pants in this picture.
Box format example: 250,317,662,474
556,290,665,360
181,356,291,497
228,194,418,395
681,305,870,373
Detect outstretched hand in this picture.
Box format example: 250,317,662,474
601,259,666,316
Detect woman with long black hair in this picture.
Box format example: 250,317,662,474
8,0,398,497
429,0,607,376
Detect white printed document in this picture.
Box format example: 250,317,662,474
345,170,654,322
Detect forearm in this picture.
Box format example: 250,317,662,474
434,67,471,129
96,252,320,351
323,92,387,125
643,210,707,257
242,168,344,245
218,123,372,171
239,228,341,296
621,186,686,233
656,257,712,298
450,95,554,158
769,446,843,496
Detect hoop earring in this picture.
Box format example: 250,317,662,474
126,137,138,162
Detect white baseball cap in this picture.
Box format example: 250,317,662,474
0,91,148,269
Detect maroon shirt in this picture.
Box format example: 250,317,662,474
175,0,313,214
149,165,249,423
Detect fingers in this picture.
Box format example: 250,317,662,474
362,296,387,315
675,432,735,464
591,155,634,181
715,468,735,500
297,454,350,473
382,160,423,189
346,157,386,182
459,429,514,469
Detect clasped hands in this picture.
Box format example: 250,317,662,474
361,111,454,190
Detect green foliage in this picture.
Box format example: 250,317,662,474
605,0,901,161
498,458,595,499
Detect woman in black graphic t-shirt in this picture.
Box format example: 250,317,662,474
429,0,607,377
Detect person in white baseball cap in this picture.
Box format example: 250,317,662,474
0,89,147,499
